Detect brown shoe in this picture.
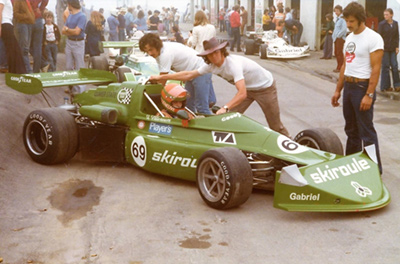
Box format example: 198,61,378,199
0,68,8,73
395,87,400,92
388,87,395,92
333,69,340,73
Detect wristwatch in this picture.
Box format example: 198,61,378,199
223,105,229,112
366,93,374,98
65,27,69,32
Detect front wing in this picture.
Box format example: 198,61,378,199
274,146,390,212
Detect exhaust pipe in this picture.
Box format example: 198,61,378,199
79,105,118,124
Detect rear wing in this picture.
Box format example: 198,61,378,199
101,41,138,49
6,68,117,95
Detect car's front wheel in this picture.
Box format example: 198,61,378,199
196,147,253,210
89,56,109,71
244,39,255,55
294,128,343,155
259,44,268,59
115,67,131,83
23,108,78,165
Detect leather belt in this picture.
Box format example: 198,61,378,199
68,38,84,41
345,76,369,83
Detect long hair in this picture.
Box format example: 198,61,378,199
139,33,163,53
202,47,229,65
137,10,144,19
194,10,209,26
91,11,104,31
343,1,366,24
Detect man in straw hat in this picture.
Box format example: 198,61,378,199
150,37,289,137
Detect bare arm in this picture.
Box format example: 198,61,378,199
62,26,82,36
331,60,346,107
216,79,247,115
150,70,201,82
0,4,3,37
359,49,383,111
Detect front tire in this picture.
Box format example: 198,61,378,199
244,39,255,55
196,147,253,210
23,108,78,165
89,56,109,71
294,128,343,155
115,67,132,83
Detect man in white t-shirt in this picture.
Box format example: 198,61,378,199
331,2,384,174
149,37,289,137
139,33,216,115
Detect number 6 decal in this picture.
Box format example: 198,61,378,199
277,135,308,154
131,136,147,167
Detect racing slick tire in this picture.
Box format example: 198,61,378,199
196,147,253,210
90,56,109,71
259,44,268,59
115,67,131,83
23,108,78,165
294,128,343,155
244,39,255,55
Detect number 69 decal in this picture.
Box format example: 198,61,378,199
131,136,147,167
277,135,308,154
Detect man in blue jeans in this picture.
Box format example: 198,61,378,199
331,2,384,174
378,8,400,92
139,33,216,115
30,0,48,73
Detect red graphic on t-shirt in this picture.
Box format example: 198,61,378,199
346,52,355,63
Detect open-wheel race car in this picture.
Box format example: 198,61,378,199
6,69,390,211
244,30,310,59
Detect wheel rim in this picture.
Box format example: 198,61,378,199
25,120,49,155
198,157,226,202
296,136,321,150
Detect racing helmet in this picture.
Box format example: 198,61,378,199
161,83,187,114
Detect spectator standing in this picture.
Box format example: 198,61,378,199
331,2,384,174
262,8,274,31
150,37,290,137
202,6,210,21
42,11,60,72
29,0,48,73
272,7,285,28
117,8,126,41
224,8,231,36
269,6,276,21
218,8,225,32
125,7,135,37
107,10,119,41
148,10,160,30
240,6,248,36
283,19,303,46
163,8,171,34
0,0,26,73
332,5,347,73
133,10,147,31
192,10,216,53
62,0,87,94
173,8,180,29
13,0,35,73
285,7,292,20
230,5,241,52
85,11,103,57
321,13,335,59
378,8,400,92
139,33,216,115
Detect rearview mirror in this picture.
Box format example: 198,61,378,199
176,110,190,120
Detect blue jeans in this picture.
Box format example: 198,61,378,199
0,38,7,67
185,73,216,115
15,23,33,73
293,24,303,46
31,18,44,73
225,21,231,36
323,34,333,58
65,39,86,93
380,51,400,91
118,28,125,41
343,81,382,174
45,43,58,72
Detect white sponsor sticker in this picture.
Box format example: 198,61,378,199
351,181,372,198
277,135,308,154
131,136,146,167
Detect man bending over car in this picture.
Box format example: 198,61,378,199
150,37,290,137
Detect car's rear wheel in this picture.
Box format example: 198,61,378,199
294,128,343,155
244,39,255,55
259,44,268,59
196,147,253,210
90,56,109,71
23,108,78,165
115,67,132,83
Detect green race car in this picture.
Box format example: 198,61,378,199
6,69,390,212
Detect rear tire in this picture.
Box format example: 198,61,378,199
294,128,343,155
90,56,109,71
259,44,268,59
244,39,255,55
196,147,253,210
23,108,78,165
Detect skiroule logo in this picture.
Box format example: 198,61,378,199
310,158,371,184
152,150,197,168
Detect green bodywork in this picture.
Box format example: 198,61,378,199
5,70,391,212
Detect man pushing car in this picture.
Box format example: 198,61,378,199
149,37,290,137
